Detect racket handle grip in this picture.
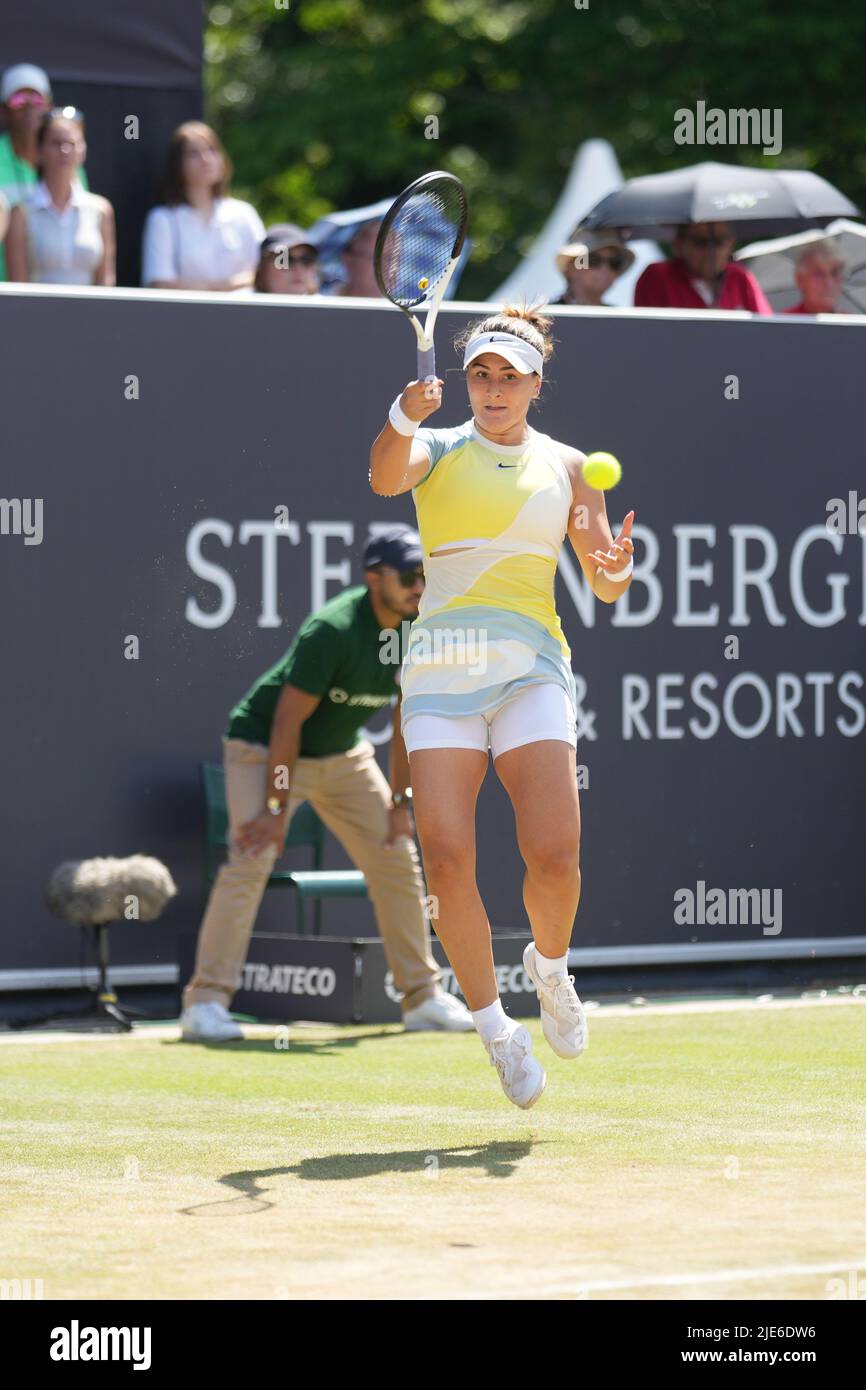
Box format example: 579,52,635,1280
417,345,436,383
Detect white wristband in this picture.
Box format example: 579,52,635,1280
388,394,419,437
600,556,633,583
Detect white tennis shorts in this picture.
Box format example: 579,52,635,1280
402,681,577,759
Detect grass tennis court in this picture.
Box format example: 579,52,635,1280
2,998,864,1301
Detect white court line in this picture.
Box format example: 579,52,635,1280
0,1023,277,1046
0,994,862,1045
467,1259,866,1298
587,995,866,1019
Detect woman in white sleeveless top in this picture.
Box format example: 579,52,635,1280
5,107,115,285
142,122,264,292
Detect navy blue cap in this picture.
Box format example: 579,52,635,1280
363,524,423,570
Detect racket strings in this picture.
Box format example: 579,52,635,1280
379,184,465,307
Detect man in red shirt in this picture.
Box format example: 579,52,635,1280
783,241,847,315
634,221,771,313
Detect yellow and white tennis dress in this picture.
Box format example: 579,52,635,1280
399,418,578,741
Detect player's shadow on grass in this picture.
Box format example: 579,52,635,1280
180,1141,538,1215
165,1027,399,1056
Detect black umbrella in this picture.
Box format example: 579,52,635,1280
582,162,860,242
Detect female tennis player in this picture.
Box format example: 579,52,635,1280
369,305,635,1108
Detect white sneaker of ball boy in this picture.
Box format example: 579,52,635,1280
180,1001,243,1042
474,943,588,1109
180,987,473,1042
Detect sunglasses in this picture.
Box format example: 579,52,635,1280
681,233,730,248
43,105,84,126
7,91,49,110
397,568,424,587
588,251,626,272
265,246,317,267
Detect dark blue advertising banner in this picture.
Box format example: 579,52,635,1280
1,287,864,983
177,931,544,1023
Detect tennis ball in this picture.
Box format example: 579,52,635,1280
418,277,429,290
582,451,622,490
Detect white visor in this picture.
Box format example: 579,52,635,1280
463,331,543,378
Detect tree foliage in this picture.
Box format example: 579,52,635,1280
206,0,866,298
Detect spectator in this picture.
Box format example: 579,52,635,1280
634,221,771,313
334,218,383,297
553,228,635,306
0,63,90,281
254,223,320,294
5,107,114,285
783,241,847,315
141,122,264,291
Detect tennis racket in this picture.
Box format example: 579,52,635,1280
374,170,469,386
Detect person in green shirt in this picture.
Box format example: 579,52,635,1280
181,524,473,1040
0,62,89,280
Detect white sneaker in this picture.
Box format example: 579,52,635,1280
403,989,475,1032
486,1025,546,1109
523,942,588,1059
180,1001,243,1042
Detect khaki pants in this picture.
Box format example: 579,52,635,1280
183,737,440,1015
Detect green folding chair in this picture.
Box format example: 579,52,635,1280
201,762,368,936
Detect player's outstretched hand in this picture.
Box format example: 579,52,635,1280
588,510,636,576
400,378,443,422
